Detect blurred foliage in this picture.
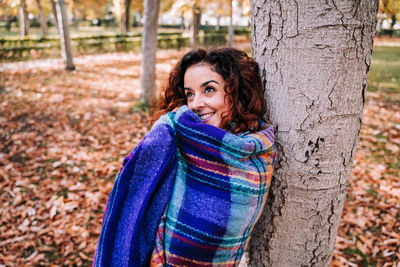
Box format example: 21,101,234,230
378,0,400,31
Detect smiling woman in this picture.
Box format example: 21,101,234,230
93,48,277,267
183,64,229,128
153,48,267,133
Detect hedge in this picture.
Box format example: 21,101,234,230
0,31,227,61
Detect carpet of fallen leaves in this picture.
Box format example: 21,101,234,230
0,45,399,266
331,92,400,266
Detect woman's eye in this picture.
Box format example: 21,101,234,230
185,92,193,99
205,86,215,93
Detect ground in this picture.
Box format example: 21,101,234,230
0,40,399,265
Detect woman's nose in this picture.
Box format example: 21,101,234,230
192,94,205,109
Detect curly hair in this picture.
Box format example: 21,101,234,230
152,47,266,133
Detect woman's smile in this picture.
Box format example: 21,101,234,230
198,112,215,122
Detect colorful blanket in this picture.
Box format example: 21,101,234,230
93,106,276,266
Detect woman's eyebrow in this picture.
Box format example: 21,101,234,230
184,80,219,91
201,80,219,87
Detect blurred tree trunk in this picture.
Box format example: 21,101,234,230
35,0,48,37
122,0,132,34
56,0,75,70
50,0,60,33
181,12,185,29
190,3,201,47
140,0,160,105
19,0,29,36
228,0,233,46
390,14,397,31
245,0,379,266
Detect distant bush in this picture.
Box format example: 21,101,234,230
0,31,229,61
376,29,400,37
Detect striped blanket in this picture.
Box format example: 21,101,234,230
93,105,276,266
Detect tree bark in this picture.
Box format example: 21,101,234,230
140,0,160,105
190,3,201,47
19,0,29,36
247,1,379,266
35,0,48,37
56,0,75,70
50,0,60,33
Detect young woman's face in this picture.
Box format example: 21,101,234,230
184,64,230,128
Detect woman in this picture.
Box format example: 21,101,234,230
93,48,276,266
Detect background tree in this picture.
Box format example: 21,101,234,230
56,0,75,70
69,0,109,22
0,0,19,16
122,0,132,34
247,1,379,266
35,0,48,37
212,0,230,30
190,2,201,47
113,0,128,34
140,0,160,105
378,0,400,32
228,0,233,46
50,0,59,32
19,0,29,36
112,0,143,34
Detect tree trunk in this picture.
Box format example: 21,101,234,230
390,14,397,30
140,0,160,105
56,0,75,70
19,0,29,36
228,0,233,46
35,0,48,37
190,3,201,47
120,0,131,34
125,0,131,33
216,14,220,30
50,0,59,33
181,12,185,29
247,1,379,266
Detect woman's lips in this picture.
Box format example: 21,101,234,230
199,112,215,122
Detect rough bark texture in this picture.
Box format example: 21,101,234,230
140,0,160,105
19,0,29,36
56,0,75,70
36,0,48,37
248,1,379,266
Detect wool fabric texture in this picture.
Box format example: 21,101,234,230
93,105,276,266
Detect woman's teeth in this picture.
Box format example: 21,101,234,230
199,113,215,120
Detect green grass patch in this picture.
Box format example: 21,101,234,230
368,46,400,95
366,187,379,200
128,101,149,113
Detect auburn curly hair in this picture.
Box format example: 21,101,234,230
152,47,266,133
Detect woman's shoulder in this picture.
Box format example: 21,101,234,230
151,111,176,131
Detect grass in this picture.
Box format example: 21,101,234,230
367,46,400,95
